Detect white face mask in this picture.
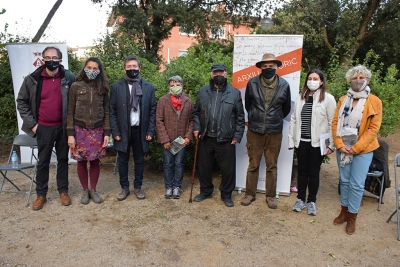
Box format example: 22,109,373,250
307,80,321,91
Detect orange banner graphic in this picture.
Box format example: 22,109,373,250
232,48,303,89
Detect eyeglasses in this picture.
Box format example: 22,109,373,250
43,56,60,61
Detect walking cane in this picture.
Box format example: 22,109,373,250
189,137,199,203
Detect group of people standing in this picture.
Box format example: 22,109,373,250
16,46,382,235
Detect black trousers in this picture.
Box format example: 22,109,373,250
297,141,324,203
197,136,236,199
35,124,69,196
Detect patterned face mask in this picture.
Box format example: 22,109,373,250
84,68,100,80
169,85,183,96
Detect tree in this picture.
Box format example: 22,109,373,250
32,0,63,42
259,0,400,67
92,0,270,64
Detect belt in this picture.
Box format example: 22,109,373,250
131,125,139,129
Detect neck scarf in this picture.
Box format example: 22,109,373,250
336,86,371,167
124,74,143,111
170,94,183,110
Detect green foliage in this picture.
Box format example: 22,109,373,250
89,31,159,85
67,50,84,76
258,0,400,68
0,21,30,140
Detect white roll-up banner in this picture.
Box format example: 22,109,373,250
6,43,69,163
233,35,303,196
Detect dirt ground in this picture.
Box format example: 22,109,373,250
0,130,399,267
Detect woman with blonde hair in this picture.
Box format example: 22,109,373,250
332,65,382,234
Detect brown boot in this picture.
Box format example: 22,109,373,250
32,196,47,210
346,212,358,235
60,193,72,206
241,195,256,206
266,197,277,209
333,205,348,225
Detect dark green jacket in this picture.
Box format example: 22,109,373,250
16,65,75,137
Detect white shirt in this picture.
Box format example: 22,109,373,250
128,83,140,126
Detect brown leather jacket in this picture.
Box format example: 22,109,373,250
66,81,110,136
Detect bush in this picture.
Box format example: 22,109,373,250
0,24,29,141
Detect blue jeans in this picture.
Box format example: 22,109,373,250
336,151,373,213
161,145,187,189
118,127,145,189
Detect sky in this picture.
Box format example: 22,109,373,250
0,0,112,47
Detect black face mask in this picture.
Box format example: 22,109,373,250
212,75,225,85
44,60,60,71
261,68,276,79
126,69,140,79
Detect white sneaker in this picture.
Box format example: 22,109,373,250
308,202,317,216
292,199,306,212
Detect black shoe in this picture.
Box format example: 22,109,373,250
193,193,212,202
221,198,234,207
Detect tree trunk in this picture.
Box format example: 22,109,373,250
32,0,63,43
339,43,362,67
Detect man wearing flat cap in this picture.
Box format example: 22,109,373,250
192,64,245,207
241,53,291,209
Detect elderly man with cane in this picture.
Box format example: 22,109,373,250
192,64,245,207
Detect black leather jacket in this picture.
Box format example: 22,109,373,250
245,75,291,134
193,80,245,143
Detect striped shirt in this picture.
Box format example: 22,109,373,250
301,96,313,139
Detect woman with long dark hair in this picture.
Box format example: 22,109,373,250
67,57,110,204
289,69,336,215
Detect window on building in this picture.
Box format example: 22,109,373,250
179,27,196,36
178,50,188,57
209,25,226,39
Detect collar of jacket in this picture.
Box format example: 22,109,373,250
365,95,379,117
166,94,189,107
253,74,282,87
205,83,232,104
209,79,227,92
30,64,66,81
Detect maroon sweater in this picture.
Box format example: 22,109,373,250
38,69,63,126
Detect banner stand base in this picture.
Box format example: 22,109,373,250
235,187,291,198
